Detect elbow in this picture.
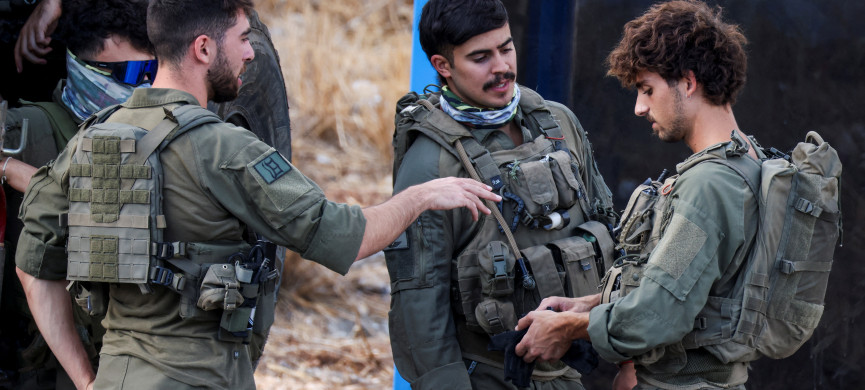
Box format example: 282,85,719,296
16,266,37,294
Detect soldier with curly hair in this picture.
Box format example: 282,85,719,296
516,1,764,389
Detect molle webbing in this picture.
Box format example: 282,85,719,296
66,104,222,286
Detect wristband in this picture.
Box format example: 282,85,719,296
1,157,9,185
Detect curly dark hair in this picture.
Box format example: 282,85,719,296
606,0,748,106
58,0,153,59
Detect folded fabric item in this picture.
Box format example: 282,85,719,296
488,328,599,388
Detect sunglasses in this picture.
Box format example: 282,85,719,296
69,49,158,86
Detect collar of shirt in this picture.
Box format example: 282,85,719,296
469,107,537,153
123,88,201,109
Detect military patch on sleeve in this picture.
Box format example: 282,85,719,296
253,152,292,184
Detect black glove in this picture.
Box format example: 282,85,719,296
488,328,534,388
488,329,600,388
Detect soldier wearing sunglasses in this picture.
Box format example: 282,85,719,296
0,1,153,389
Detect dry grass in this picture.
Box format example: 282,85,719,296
261,0,413,155
249,0,414,388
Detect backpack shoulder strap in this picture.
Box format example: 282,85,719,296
392,92,471,182
19,100,79,150
519,87,567,147
129,104,222,167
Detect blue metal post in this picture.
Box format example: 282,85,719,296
394,8,429,390
409,0,438,93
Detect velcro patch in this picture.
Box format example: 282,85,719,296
253,152,292,184
384,231,409,251
649,213,707,280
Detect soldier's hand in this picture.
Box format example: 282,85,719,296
537,293,601,314
515,310,589,363
416,177,500,221
14,0,61,72
612,361,637,390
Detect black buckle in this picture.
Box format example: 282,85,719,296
153,242,174,260
151,266,174,286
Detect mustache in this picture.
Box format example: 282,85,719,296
483,72,516,91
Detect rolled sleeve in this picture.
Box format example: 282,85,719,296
588,302,631,363
299,201,365,275
15,154,73,280
15,230,68,279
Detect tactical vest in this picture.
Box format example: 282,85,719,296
393,87,616,342
602,132,842,364
64,103,280,341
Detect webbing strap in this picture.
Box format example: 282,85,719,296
156,215,167,229
68,188,149,204
70,164,150,179
459,138,504,190
794,197,841,223
81,138,136,153
120,113,177,193
68,213,149,228
455,141,521,259
739,320,761,336
130,111,178,166
744,296,766,312
780,259,833,274
749,272,770,288
526,107,565,151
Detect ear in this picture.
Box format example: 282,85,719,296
190,34,215,65
430,54,452,79
683,70,698,98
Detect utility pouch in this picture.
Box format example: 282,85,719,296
511,158,558,217
221,263,261,333
197,263,244,311
456,240,517,334
549,236,600,297
69,281,108,317
456,248,482,332
475,298,517,335
477,241,516,297
546,150,583,211
522,244,566,301
221,306,254,333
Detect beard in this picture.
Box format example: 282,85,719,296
653,87,688,143
207,50,240,103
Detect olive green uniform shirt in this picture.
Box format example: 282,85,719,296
388,91,611,390
15,88,366,389
588,139,760,389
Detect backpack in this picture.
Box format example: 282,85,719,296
688,131,842,362
65,103,221,293
19,100,80,152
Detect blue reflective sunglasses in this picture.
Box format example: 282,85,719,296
70,50,158,86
